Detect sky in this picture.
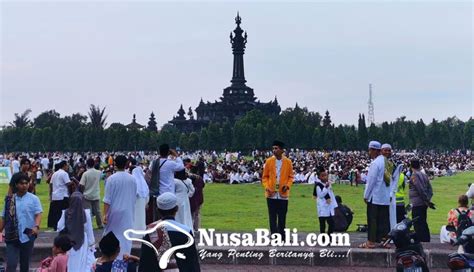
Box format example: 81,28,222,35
1,1,472,128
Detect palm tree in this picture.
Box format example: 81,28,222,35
88,104,108,129
10,109,32,128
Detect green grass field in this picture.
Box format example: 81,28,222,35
1,171,473,233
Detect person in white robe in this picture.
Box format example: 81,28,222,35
57,192,95,271
174,170,195,230
131,161,150,237
102,155,137,260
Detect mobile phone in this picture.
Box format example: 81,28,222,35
23,228,32,235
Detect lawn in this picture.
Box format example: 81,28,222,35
1,171,473,233
201,171,474,233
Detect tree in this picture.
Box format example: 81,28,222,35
63,125,74,151
368,123,379,142
188,132,199,149
179,133,188,150
54,125,65,151
10,109,32,128
405,125,416,150
311,128,322,149
199,128,209,150
345,126,358,150
426,119,443,150
34,110,61,129
323,125,335,150
221,121,233,148
30,129,44,151
380,121,392,145
323,110,332,128
147,112,158,132
63,113,87,131
18,128,33,151
37,127,51,151
88,104,107,129
438,122,451,150
73,127,87,151
207,123,222,150
232,122,246,150
414,119,426,149
357,114,368,149
335,125,347,150
443,117,464,150
463,118,474,150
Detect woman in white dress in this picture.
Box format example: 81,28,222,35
130,159,149,236
57,191,95,271
174,170,195,230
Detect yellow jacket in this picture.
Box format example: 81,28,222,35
262,156,294,198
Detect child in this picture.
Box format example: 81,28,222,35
37,235,72,272
36,167,43,185
313,167,338,234
94,231,139,272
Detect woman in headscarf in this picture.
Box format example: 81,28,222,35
174,169,195,230
56,191,95,271
130,158,149,236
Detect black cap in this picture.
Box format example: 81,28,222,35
99,231,119,256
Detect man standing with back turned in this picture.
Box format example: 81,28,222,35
262,140,294,240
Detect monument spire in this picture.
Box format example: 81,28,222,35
230,11,247,87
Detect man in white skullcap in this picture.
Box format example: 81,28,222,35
138,192,201,271
359,141,390,249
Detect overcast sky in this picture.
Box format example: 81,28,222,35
1,1,472,128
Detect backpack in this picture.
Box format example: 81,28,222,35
456,208,473,238
342,205,353,228
145,159,167,196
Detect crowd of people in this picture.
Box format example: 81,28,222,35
0,148,470,188
0,144,204,272
0,145,472,271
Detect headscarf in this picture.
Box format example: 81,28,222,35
132,166,150,198
66,191,86,250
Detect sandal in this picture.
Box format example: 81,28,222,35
378,242,391,249
358,242,376,249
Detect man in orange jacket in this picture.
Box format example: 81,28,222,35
262,140,294,238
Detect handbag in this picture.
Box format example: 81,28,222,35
4,195,19,243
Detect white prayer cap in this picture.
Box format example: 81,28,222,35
156,192,177,210
381,143,392,150
368,141,381,150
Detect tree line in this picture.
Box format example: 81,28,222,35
1,104,472,152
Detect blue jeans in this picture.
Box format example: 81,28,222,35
6,239,34,272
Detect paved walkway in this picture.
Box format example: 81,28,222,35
2,230,455,270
